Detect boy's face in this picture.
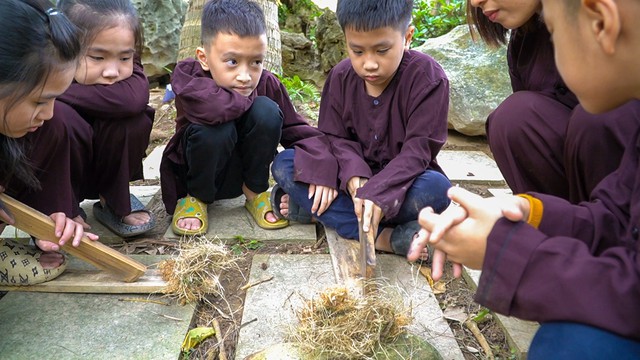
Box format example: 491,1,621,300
196,33,267,97
542,0,635,113
75,25,135,85
344,26,413,97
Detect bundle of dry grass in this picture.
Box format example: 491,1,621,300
158,235,238,305
289,286,412,359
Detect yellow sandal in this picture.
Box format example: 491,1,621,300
245,192,289,230
171,196,208,236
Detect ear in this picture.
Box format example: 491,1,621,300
195,47,210,71
583,0,621,55
404,25,415,50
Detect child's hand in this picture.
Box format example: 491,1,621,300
308,184,338,216
36,212,100,251
359,199,383,236
415,186,504,269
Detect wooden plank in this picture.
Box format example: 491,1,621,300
0,194,146,282
0,268,166,294
325,228,360,283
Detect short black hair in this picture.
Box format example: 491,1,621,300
201,0,266,46
336,0,413,33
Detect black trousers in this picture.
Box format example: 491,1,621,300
181,96,283,204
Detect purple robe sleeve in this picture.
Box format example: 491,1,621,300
171,59,254,126
479,133,640,340
481,219,640,340
59,59,150,118
259,73,338,188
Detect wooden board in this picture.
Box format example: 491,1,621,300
0,194,146,282
325,228,360,284
0,268,166,294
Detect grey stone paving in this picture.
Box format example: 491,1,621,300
163,196,317,243
438,150,505,185
0,255,194,360
236,254,464,360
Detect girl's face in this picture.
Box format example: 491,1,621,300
75,24,135,85
469,0,541,29
0,65,76,138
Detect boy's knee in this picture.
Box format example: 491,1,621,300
185,122,237,148
271,149,295,183
249,96,283,132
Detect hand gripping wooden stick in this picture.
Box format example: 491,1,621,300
0,194,146,282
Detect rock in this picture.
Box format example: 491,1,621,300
417,25,511,136
281,32,325,88
315,9,346,75
133,0,188,80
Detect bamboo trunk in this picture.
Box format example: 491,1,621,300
177,0,282,74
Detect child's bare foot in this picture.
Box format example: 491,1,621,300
122,211,151,226
279,194,290,218
34,240,66,269
377,226,431,261
243,184,280,224
176,217,202,231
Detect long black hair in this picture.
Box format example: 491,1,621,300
0,0,82,188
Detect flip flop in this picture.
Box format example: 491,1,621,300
269,185,313,224
389,220,433,262
0,239,67,285
93,194,156,238
245,191,289,230
171,196,208,236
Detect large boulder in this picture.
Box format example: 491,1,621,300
133,0,188,80
315,9,346,75
417,25,511,136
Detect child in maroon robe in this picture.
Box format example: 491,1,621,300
272,0,451,260
160,0,337,236
0,0,98,285
412,0,640,355
13,0,156,238
468,0,640,203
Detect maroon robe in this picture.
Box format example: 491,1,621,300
487,18,640,203
318,50,449,218
10,59,154,218
481,126,640,340
160,58,337,214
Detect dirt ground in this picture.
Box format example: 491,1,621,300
139,88,512,359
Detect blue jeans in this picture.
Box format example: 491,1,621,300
529,322,640,360
271,149,451,239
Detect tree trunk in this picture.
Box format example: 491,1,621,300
177,0,282,74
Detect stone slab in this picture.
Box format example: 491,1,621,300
488,188,513,198
164,196,316,243
1,186,160,244
463,267,539,359
236,254,337,360
438,150,505,185
236,254,464,360
376,256,464,360
0,255,194,360
143,145,165,181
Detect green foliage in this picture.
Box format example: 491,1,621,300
279,75,320,105
230,235,264,255
412,0,467,47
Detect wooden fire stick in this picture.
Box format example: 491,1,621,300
0,194,146,282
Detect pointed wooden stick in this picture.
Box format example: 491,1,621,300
0,194,146,282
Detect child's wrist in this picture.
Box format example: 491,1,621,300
516,194,543,229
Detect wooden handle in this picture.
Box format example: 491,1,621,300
0,194,146,282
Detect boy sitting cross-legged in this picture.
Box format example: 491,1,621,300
271,0,451,260
160,0,338,235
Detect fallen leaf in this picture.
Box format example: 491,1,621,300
181,327,216,352
443,306,468,323
419,266,447,294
